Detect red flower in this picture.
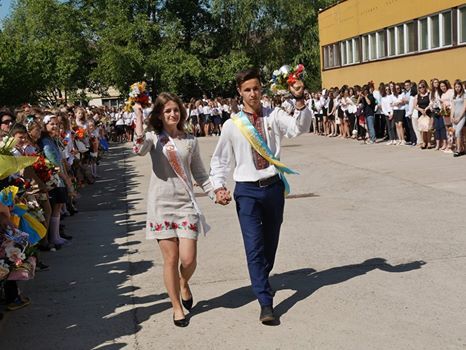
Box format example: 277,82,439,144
188,223,198,232
171,222,179,229
155,224,163,231
164,221,170,228
182,221,188,227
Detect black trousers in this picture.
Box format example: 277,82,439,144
3,280,19,303
375,113,386,138
404,117,417,144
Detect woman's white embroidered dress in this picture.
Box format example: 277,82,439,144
134,131,212,240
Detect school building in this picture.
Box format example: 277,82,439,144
318,0,466,88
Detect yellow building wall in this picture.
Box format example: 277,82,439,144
321,49,466,88
318,0,466,88
319,0,465,45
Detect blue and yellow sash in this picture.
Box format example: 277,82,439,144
231,111,298,195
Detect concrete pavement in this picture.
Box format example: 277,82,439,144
1,135,465,350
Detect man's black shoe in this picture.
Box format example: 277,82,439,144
259,305,275,324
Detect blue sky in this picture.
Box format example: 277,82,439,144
0,0,13,21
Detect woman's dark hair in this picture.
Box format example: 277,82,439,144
410,83,418,97
0,110,15,122
453,79,465,98
149,92,187,134
418,80,428,95
236,67,261,88
438,80,451,98
379,82,387,97
430,78,440,100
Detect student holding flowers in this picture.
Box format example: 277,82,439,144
132,89,214,328
210,66,311,324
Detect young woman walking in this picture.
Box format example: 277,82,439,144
132,94,213,327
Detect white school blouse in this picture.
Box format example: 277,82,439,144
209,106,312,190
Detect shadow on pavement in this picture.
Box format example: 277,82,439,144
0,144,170,350
193,258,426,321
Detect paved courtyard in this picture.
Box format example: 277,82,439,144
1,134,465,350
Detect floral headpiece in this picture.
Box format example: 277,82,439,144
124,81,151,112
270,64,305,95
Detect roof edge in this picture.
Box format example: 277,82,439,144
318,0,348,14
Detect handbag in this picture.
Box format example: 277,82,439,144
418,115,431,132
348,104,357,114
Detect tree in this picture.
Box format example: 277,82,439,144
0,0,339,106
0,0,91,106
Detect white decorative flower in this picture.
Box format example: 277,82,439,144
129,85,141,98
5,246,25,261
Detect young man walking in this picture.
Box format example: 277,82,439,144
210,67,311,324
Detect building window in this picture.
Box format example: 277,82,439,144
441,11,452,46
419,18,428,50
352,38,360,63
387,27,395,56
347,39,353,64
328,46,334,68
323,47,329,69
459,6,466,44
323,44,342,69
377,30,386,58
369,32,376,60
430,14,440,48
406,22,416,52
362,35,369,62
340,41,347,65
321,7,461,71
334,44,341,66
396,25,405,55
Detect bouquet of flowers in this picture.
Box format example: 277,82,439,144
440,106,451,117
74,127,87,140
0,136,38,180
0,231,36,281
270,64,305,95
124,81,151,112
32,154,60,189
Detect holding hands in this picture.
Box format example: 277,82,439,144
215,187,232,206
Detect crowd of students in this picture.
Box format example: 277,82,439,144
0,105,110,315
306,78,466,157
106,76,466,158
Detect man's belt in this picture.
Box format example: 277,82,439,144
243,174,281,188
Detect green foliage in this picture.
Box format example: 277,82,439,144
0,0,91,106
0,0,338,105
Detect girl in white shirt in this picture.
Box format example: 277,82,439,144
380,84,396,145
202,102,212,136
391,83,406,145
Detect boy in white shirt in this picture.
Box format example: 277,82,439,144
210,68,311,324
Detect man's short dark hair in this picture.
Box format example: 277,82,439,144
10,124,27,135
236,67,261,88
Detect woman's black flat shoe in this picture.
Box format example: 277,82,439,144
182,297,193,311
173,315,189,327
